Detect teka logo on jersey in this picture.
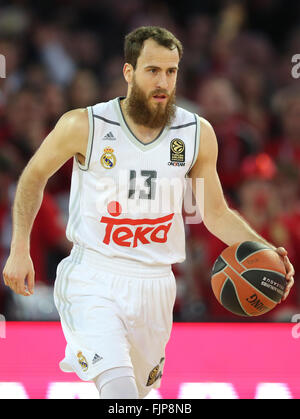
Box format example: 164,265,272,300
100,201,174,247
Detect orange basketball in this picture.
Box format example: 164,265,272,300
211,241,287,317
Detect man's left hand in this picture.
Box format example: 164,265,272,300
276,247,295,301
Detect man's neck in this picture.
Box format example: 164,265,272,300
120,98,164,144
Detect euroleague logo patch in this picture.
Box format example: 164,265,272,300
101,147,116,169
168,138,185,167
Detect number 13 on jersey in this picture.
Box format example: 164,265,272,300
128,170,157,200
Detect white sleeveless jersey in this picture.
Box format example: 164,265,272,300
66,97,201,266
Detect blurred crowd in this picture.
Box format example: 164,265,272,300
0,0,299,322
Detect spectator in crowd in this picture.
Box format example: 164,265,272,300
235,67,271,139
236,154,299,320
68,69,101,110
0,150,71,319
196,77,261,201
266,86,300,173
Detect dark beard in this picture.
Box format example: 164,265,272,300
125,76,176,129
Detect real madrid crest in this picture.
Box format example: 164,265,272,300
101,147,116,169
170,138,185,163
146,357,165,386
146,365,160,386
77,351,88,372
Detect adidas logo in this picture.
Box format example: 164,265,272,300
92,353,103,365
103,131,116,140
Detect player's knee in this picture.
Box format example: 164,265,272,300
94,367,139,399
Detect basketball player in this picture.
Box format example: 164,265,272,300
2,27,295,399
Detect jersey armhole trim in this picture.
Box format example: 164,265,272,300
186,113,201,175
75,106,94,171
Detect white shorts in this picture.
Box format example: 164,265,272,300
53,245,176,398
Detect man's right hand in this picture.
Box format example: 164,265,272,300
2,253,35,296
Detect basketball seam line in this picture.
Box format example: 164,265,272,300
236,246,274,263
224,277,250,316
214,266,227,276
233,244,283,303
212,256,227,274
241,268,286,296
239,267,286,279
226,263,279,305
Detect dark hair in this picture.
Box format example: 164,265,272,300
124,26,183,69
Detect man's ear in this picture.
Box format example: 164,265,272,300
123,63,134,84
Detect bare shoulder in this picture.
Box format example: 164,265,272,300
198,116,218,155
57,108,88,126
190,116,218,174
53,108,89,157
56,108,88,139
25,108,89,181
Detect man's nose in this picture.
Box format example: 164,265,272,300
156,73,168,90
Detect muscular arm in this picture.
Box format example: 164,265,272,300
189,118,276,249
3,108,89,295
189,117,295,300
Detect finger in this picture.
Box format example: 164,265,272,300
2,272,8,286
15,277,30,296
21,282,31,296
286,276,294,289
2,271,12,287
276,247,288,256
282,277,294,301
284,256,295,279
21,283,31,296
8,277,18,294
26,270,35,295
4,273,31,296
